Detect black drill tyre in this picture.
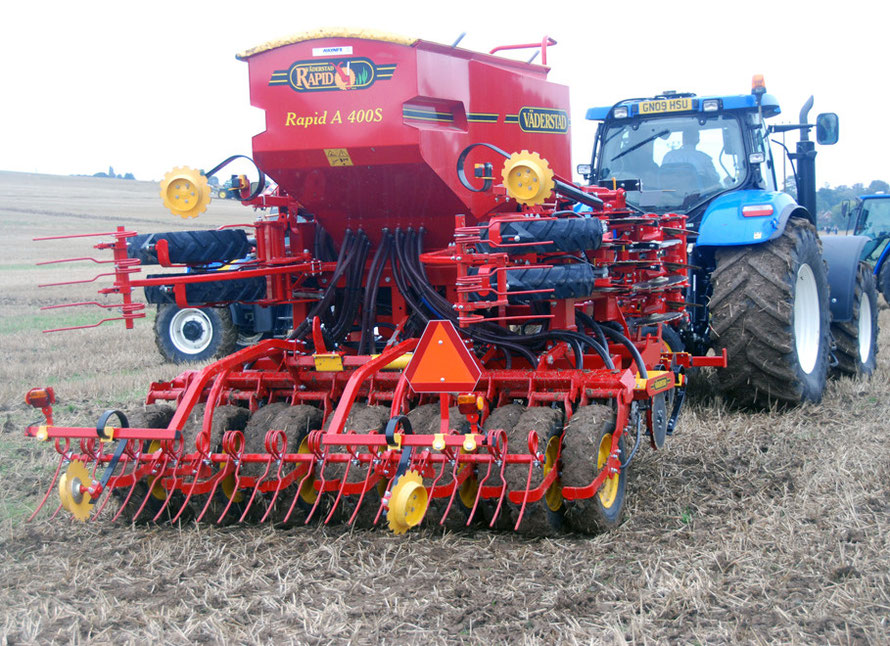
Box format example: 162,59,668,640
479,217,604,255
127,230,251,266
710,218,831,407
502,406,565,535
144,274,267,306
259,404,325,526
831,263,879,377
558,404,627,534
505,263,597,303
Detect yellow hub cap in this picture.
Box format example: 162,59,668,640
160,166,212,219
387,470,428,534
597,433,619,509
501,151,555,206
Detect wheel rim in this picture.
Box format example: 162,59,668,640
169,308,213,355
793,264,821,375
596,433,619,509
858,292,873,363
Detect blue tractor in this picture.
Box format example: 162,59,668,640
845,194,890,303
582,78,878,406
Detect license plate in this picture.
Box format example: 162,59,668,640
638,98,692,115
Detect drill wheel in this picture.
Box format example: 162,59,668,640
557,403,627,534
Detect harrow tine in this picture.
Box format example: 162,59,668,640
282,462,314,524
487,432,510,528
195,464,229,523
324,459,353,525
216,430,245,524
258,458,288,524
466,459,492,526
373,476,396,526
514,461,536,531
131,455,168,522
439,455,464,527
49,501,64,521
28,454,67,521
171,455,205,524
239,455,273,523
304,454,331,524
347,456,380,526
216,463,243,524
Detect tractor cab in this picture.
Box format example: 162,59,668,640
583,88,782,223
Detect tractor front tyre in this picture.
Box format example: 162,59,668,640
831,263,879,377
710,218,831,407
154,305,238,364
557,404,627,534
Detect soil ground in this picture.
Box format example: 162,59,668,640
0,172,887,645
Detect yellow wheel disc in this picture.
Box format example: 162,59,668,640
58,460,94,522
597,433,619,509
160,166,212,219
501,150,555,206
543,434,563,512
387,470,428,535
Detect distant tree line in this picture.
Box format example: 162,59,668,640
816,179,889,229
92,166,135,180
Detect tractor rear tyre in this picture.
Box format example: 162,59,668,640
557,404,627,534
154,305,238,364
831,263,879,377
710,218,831,407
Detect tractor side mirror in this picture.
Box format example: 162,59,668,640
816,113,839,145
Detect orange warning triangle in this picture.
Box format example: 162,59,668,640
404,320,482,393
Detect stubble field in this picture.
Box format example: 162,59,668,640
0,172,888,645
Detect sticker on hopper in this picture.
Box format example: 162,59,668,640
324,149,354,166
269,57,397,92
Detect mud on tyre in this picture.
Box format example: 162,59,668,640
709,217,831,407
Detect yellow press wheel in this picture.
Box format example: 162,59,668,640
501,151,555,206
160,166,212,219
387,470,428,535
59,460,94,521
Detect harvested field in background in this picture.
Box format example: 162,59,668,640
1,172,888,645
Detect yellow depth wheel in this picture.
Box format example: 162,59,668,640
596,432,620,509
387,470,428,535
160,166,212,219
58,460,94,521
501,151,555,206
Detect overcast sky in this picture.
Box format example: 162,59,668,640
1,0,886,188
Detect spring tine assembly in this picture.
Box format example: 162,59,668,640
216,431,246,524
